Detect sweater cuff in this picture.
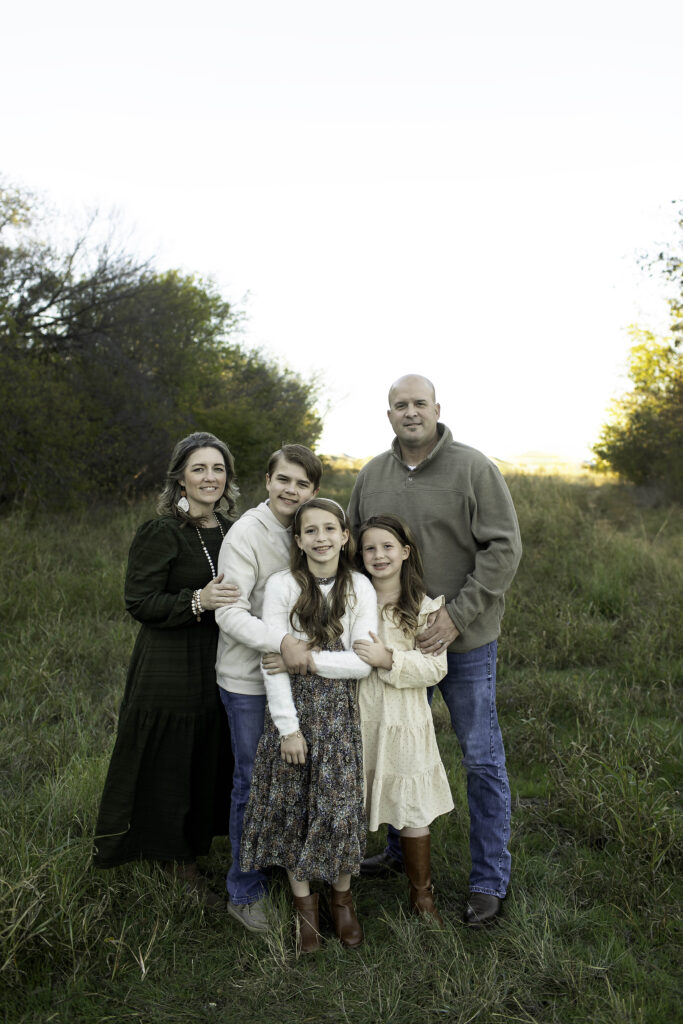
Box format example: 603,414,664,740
262,671,300,735
273,712,300,737
445,600,466,635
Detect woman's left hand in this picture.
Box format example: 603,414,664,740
200,574,240,610
353,631,393,670
262,652,286,674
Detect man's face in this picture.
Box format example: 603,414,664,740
265,457,318,526
387,377,440,450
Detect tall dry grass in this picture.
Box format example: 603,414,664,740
1,473,681,1024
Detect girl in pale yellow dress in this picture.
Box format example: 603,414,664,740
353,513,454,923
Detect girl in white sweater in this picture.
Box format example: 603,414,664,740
240,498,377,952
352,513,453,923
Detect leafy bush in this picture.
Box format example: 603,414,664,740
593,329,682,501
0,181,322,509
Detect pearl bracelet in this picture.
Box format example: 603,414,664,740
280,729,303,743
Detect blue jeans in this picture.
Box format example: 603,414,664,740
386,641,511,898
219,689,268,905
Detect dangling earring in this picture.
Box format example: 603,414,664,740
177,485,190,513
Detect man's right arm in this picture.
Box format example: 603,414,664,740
214,536,286,653
215,535,313,670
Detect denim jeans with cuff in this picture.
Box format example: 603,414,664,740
219,688,269,905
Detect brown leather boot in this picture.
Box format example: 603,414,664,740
293,893,322,953
329,886,363,948
399,835,444,925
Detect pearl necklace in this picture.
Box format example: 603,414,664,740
195,514,225,580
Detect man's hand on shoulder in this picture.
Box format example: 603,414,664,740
280,634,317,675
416,606,459,655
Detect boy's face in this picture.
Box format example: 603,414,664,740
265,457,318,526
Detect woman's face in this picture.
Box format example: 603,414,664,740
179,446,227,517
295,506,349,575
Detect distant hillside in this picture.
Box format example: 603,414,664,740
322,450,590,476
494,451,590,474
321,453,372,472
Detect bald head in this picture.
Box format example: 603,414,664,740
386,374,441,461
388,374,437,406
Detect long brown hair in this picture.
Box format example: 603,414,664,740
357,514,425,635
290,498,357,648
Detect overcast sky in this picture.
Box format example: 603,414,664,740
3,0,682,461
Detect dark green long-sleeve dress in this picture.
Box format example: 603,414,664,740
93,515,233,867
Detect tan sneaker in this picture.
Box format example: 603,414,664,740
227,896,271,933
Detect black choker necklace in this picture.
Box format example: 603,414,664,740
314,575,336,585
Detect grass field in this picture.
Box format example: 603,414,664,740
1,471,681,1024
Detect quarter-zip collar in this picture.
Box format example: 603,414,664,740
390,423,451,473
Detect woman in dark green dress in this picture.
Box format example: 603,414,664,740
93,432,240,904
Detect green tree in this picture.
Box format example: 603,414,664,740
593,205,683,502
198,346,323,480
0,180,322,508
593,328,682,500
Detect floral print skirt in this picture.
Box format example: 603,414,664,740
240,649,366,883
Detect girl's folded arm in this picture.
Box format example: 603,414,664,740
312,574,378,680
378,647,448,689
311,648,373,679
377,597,449,689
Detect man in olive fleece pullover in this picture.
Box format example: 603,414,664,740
347,374,521,927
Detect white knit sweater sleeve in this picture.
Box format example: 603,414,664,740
311,573,378,679
259,571,300,736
